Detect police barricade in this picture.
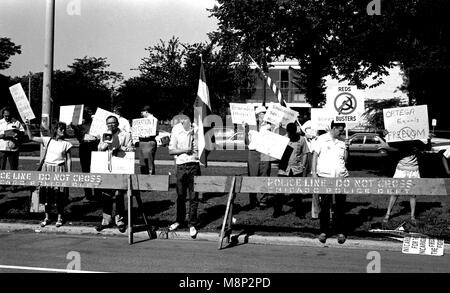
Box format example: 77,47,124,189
194,176,450,250
0,170,169,245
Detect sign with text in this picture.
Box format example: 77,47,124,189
254,130,290,160
90,151,135,174
402,236,444,256
263,103,298,128
229,103,257,126
325,85,364,125
383,105,429,143
59,104,84,126
311,108,334,130
89,108,119,138
8,83,35,121
131,117,157,141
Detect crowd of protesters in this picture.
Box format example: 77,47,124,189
0,104,449,244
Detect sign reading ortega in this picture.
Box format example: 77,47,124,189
383,105,429,143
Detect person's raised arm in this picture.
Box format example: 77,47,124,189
24,120,44,144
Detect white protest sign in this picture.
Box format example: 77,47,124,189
90,151,135,174
89,108,119,138
254,129,290,160
229,103,257,126
59,105,84,126
131,117,157,141
402,236,444,256
383,105,429,143
310,108,334,131
325,85,364,125
263,103,299,128
9,83,36,121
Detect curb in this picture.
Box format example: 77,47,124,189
1,222,448,253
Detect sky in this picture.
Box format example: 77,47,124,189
1,0,406,101
0,0,218,79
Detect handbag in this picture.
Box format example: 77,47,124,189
29,138,52,213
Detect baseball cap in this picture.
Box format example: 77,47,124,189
255,105,267,115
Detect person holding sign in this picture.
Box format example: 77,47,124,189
168,114,201,239
136,105,159,175
24,120,73,228
95,116,134,233
244,105,272,208
112,105,132,135
0,107,25,171
311,121,350,244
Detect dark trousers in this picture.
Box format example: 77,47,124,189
43,188,66,215
247,150,271,204
176,162,201,227
79,141,100,198
275,172,302,216
319,193,347,236
0,151,19,170
138,141,157,175
102,190,125,220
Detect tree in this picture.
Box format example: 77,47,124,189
0,37,21,70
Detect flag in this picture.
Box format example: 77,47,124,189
194,59,212,167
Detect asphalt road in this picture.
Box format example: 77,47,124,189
0,232,449,274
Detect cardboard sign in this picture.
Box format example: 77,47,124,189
402,236,444,256
253,129,290,160
325,85,364,126
229,103,257,126
59,104,84,126
131,117,157,141
90,151,135,174
383,105,429,143
89,108,119,138
263,103,299,128
9,83,35,121
311,108,334,130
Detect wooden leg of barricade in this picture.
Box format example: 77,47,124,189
218,176,236,250
134,190,154,240
127,175,133,245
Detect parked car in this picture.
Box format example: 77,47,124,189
348,133,398,156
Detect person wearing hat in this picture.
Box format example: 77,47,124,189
243,105,272,208
136,105,159,175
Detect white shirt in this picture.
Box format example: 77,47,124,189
313,132,348,178
0,118,25,151
169,125,199,165
118,116,131,134
42,137,73,165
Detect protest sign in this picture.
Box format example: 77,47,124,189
402,236,444,256
8,83,35,121
229,103,257,126
263,103,299,128
254,130,290,160
90,151,135,174
89,108,119,137
383,105,429,143
59,104,84,126
325,85,364,126
311,108,334,130
131,117,157,142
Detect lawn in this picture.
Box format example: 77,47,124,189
1,157,449,241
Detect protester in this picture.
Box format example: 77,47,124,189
72,106,100,201
24,120,72,228
112,105,131,135
168,114,201,239
301,121,320,219
274,122,308,218
136,105,158,175
383,140,427,225
243,105,272,208
95,115,134,233
311,121,349,244
0,107,25,171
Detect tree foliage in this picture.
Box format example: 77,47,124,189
0,37,21,71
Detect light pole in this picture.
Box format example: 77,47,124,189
42,0,55,135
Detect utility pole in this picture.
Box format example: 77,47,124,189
42,0,55,135
28,72,32,102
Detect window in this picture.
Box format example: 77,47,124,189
365,137,380,144
350,136,364,144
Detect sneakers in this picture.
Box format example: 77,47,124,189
115,215,126,233
337,234,346,244
189,226,198,239
95,218,113,232
169,222,180,231
55,218,63,228
318,233,327,244
40,218,51,227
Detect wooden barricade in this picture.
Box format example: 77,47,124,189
194,176,450,249
0,170,169,245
